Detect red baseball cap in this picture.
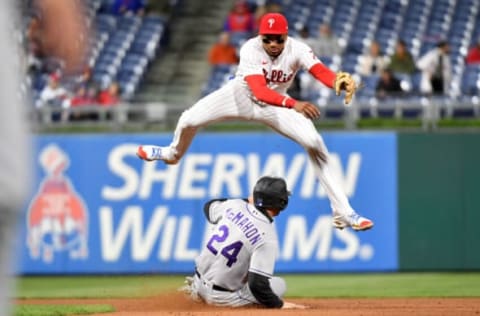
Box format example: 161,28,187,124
258,13,288,35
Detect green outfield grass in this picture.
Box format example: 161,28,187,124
16,275,183,299
14,273,480,315
283,272,480,297
15,305,113,316
16,272,480,299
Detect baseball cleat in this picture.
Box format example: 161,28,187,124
137,145,178,164
137,145,166,161
333,213,374,231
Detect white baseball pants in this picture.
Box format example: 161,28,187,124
167,80,356,216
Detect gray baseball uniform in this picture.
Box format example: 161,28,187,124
187,198,286,307
0,2,30,315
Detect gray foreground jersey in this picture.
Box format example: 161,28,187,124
189,199,285,307
0,1,31,315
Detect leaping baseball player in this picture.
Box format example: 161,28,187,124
180,176,306,309
137,13,373,231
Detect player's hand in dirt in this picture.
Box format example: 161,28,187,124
292,101,320,120
282,301,308,309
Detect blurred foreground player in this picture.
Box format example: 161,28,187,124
0,1,88,314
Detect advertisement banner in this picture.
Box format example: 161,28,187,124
18,132,397,274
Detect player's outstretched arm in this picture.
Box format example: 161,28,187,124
248,272,284,308
245,75,297,108
308,63,357,104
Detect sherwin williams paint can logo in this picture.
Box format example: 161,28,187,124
26,144,89,263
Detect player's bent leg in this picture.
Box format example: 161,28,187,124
308,145,374,231
138,82,243,164
307,148,374,231
254,107,373,231
136,109,199,164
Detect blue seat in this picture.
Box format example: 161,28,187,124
123,54,148,68
410,72,423,95
461,72,480,95
341,54,359,73
92,72,113,89
118,61,146,77
344,40,365,55
358,75,380,98
230,32,251,48
31,73,49,92
143,15,166,25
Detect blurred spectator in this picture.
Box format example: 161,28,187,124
295,24,342,100
466,39,480,65
73,84,105,120
70,86,94,107
296,26,316,49
223,0,255,33
265,2,283,13
388,40,416,75
208,32,239,66
253,2,283,31
37,73,71,121
112,0,146,16
311,23,342,58
74,67,93,90
253,4,267,30
416,41,451,95
376,69,403,99
98,82,120,106
37,73,69,106
292,26,316,99
358,41,388,76
26,38,44,75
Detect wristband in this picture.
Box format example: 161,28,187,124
282,97,295,108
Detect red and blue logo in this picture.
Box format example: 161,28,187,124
26,144,89,263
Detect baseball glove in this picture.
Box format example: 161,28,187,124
334,71,356,104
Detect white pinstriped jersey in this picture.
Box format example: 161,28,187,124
195,199,279,291
234,36,321,98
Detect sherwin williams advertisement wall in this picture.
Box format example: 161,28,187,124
18,132,397,274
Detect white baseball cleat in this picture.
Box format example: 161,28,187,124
137,145,177,163
333,213,374,231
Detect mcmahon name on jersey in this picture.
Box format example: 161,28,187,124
225,208,262,246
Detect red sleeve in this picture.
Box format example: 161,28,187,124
244,75,296,108
308,63,336,88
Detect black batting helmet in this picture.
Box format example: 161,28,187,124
253,176,290,211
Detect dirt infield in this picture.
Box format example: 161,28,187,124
18,293,480,316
